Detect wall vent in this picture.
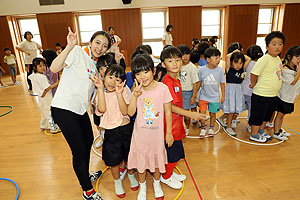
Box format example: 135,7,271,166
39,0,64,6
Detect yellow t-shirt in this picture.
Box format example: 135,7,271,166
251,54,282,97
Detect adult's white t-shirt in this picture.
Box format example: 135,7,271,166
51,45,97,115
162,32,173,46
16,40,41,64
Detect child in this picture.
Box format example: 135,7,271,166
94,53,116,148
162,24,173,46
160,46,207,189
197,42,209,67
249,31,286,143
0,63,7,87
28,58,60,133
177,45,199,135
127,54,173,200
191,38,199,50
273,46,300,140
4,48,20,84
92,64,138,198
55,43,62,55
242,45,263,133
223,51,251,136
198,48,225,137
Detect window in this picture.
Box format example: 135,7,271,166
201,9,222,49
142,10,166,56
18,18,42,46
18,18,42,57
256,8,274,53
77,14,102,44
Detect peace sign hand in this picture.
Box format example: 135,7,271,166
116,80,126,94
66,27,77,48
90,73,104,90
133,79,142,97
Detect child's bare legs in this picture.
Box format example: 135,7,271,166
111,164,121,180
200,110,207,127
226,113,236,129
184,109,191,129
274,112,285,133
0,77,4,86
138,171,146,183
209,112,216,127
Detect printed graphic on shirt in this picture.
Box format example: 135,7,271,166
276,70,282,80
87,69,97,78
175,86,180,92
143,97,159,126
203,74,218,85
180,71,187,82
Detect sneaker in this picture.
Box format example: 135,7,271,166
207,128,215,137
114,179,125,198
217,117,227,128
160,175,182,189
225,128,237,136
89,170,102,182
120,168,127,181
261,132,273,141
199,128,206,138
14,81,21,85
247,125,251,133
231,120,237,128
266,122,274,129
50,127,61,133
128,173,139,191
273,133,288,141
185,129,189,136
137,182,147,200
83,191,104,200
95,138,103,148
280,129,291,137
172,172,186,182
153,179,164,200
249,134,268,143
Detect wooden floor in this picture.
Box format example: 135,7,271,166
1,73,300,200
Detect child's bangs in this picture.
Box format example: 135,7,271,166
104,64,126,81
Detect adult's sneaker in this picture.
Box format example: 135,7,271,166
273,133,288,141
261,132,273,141
90,170,102,182
160,175,182,189
280,128,291,137
249,134,268,143
83,191,104,200
217,117,227,128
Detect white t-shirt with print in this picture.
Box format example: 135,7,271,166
16,40,41,64
51,45,97,115
179,62,199,91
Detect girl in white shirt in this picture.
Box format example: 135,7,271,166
273,46,300,140
162,24,173,46
50,27,111,200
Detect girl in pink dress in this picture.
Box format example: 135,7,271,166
128,54,174,200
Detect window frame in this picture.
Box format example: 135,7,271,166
16,16,42,46
201,7,224,51
74,11,103,46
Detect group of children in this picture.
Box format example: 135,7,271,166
13,28,300,200
0,48,21,87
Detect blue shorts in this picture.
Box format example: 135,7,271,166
8,64,17,76
182,90,196,110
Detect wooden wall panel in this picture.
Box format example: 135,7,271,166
280,3,300,56
0,16,16,75
101,8,142,65
37,12,75,50
169,6,202,48
223,5,259,56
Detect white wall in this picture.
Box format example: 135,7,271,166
0,0,299,16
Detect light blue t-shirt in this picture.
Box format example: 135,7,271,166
198,65,225,102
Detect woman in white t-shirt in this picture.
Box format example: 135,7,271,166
162,24,173,46
16,31,42,91
108,26,122,53
50,27,111,200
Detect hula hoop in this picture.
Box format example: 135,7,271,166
0,106,13,117
43,129,62,136
186,120,221,139
0,177,20,200
222,117,284,146
29,91,38,96
95,166,184,200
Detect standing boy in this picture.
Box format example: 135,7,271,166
249,31,286,143
198,48,225,137
177,45,199,135
160,46,207,189
4,48,20,84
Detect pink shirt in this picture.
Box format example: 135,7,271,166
96,86,131,129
